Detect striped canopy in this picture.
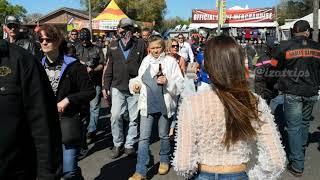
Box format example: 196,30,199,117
93,0,128,21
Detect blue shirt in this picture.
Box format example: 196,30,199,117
196,52,211,84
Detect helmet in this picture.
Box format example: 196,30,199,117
5,15,20,25
79,28,91,41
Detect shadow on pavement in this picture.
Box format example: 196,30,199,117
308,131,320,144
93,155,163,180
85,130,114,158
94,156,137,180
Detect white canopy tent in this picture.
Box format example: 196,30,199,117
281,10,320,30
189,22,278,29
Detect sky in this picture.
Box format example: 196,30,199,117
9,0,279,19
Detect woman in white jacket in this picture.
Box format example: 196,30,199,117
128,35,184,180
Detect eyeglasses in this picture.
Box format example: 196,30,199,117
7,23,19,29
171,45,179,48
39,37,54,43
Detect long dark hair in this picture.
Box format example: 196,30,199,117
204,35,261,149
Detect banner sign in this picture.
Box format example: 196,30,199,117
71,20,119,31
97,20,119,30
192,8,275,24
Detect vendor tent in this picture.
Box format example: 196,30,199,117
281,10,320,30
190,8,278,29
93,0,128,30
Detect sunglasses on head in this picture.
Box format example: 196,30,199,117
171,45,179,48
39,37,54,43
7,23,19,29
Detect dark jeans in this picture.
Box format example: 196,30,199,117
87,85,101,133
284,93,318,172
63,144,83,179
194,171,248,180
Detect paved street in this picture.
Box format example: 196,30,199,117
80,72,320,180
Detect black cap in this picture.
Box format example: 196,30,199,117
293,20,311,33
5,15,20,25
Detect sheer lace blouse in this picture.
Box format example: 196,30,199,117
172,90,286,179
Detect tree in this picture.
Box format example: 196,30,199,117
277,0,318,25
25,13,43,23
80,0,166,28
0,0,27,38
0,0,27,23
160,16,191,33
80,0,106,13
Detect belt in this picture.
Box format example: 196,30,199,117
199,164,247,174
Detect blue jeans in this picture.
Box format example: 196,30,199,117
284,93,318,172
194,171,248,180
110,88,139,148
63,144,83,179
87,85,101,133
136,113,170,177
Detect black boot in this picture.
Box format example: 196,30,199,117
111,146,123,159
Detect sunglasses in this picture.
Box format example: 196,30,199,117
71,33,78,36
171,45,179,48
7,23,19,29
178,37,184,39
39,37,54,43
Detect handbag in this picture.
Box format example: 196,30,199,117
60,114,81,144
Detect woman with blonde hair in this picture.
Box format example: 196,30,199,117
172,35,286,180
165,38,187,138
166,38,186,76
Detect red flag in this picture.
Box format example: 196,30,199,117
34,21,40,32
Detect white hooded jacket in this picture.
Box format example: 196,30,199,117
129,53,184,118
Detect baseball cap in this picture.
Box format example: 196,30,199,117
118,18,134,28
292,20,311,33
5,15,20,25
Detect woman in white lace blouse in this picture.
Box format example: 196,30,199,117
172,35,286,180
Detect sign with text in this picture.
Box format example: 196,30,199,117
192,8,275,24
97,20,119,30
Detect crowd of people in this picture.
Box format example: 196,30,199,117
1,14,320,180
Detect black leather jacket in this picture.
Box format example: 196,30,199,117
76,42,105,85
0,40,62,180
254,53,278,103
11,37,43,60
271,36,320,97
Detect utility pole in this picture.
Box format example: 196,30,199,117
88,0,93,38
313,0,319,42
216,0,226,35
217,0,221,35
